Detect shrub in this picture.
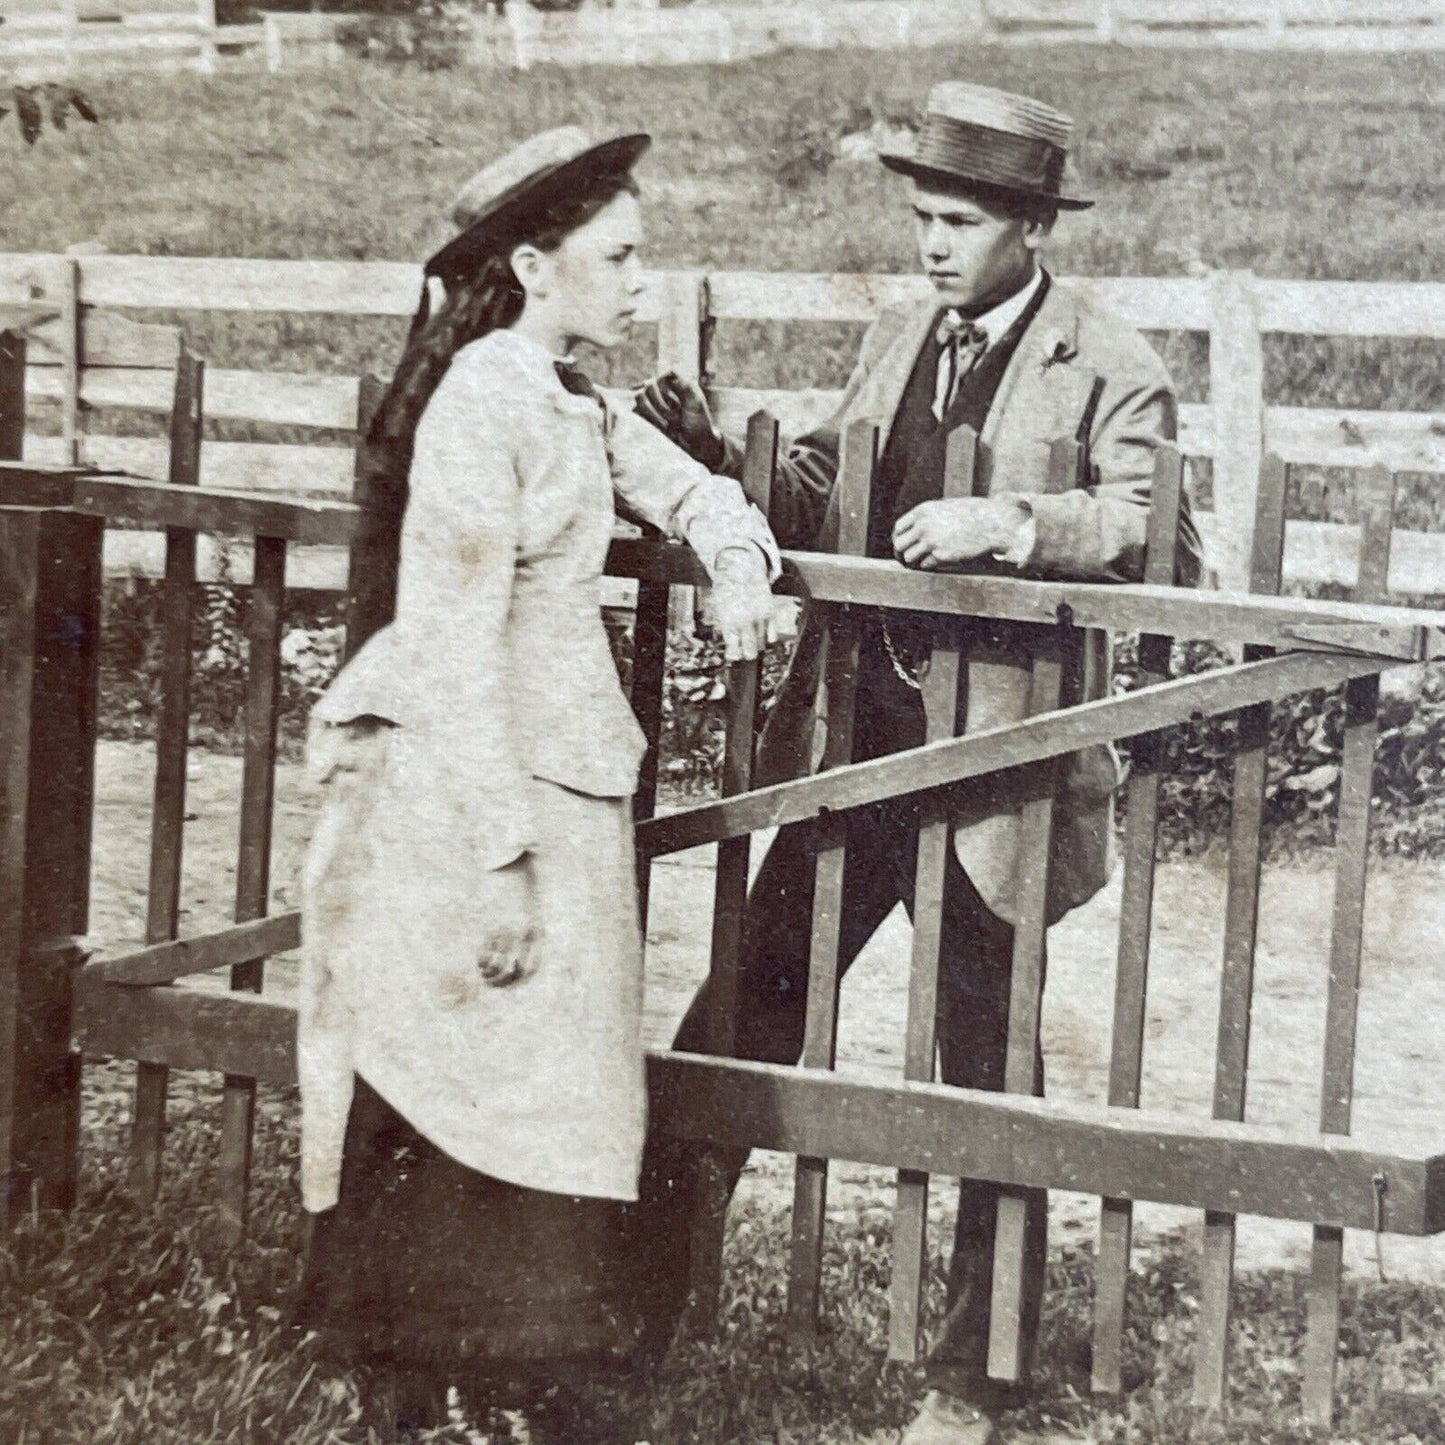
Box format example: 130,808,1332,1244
334,1,475,69
96,581,1445,857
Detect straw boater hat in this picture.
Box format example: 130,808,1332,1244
879,81,1092,212
425,125,651,285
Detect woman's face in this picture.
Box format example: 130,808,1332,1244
525,190,647,353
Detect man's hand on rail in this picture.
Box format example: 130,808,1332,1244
634,371,726,472
893,496,1034,570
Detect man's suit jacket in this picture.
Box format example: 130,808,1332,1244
741,276,1203,926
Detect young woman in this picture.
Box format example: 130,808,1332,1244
295,127,780,1438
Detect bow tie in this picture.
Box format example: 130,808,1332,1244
555,358,603,404
936,310,990,350
933,311,990,422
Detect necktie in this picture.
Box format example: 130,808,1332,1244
932,311,989,423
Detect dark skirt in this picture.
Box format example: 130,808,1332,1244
296,1077,681,1402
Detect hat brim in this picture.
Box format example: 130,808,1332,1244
425,132,652,282
879,148,1093,212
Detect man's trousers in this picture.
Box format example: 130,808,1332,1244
667,785,1048,1406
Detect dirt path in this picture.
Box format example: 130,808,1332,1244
90,740,1445,1283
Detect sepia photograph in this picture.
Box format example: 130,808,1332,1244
1,0,1444,1440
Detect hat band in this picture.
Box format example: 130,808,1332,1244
911,115,1066,197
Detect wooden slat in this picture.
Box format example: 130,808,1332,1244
1193,452,1290,1412
0,508,104,1220
687,411,777,1329
887,425,975,1363
1092,444,1187,1394
83,517,1445,599
1209,270,1265,593
1258,280,1445,339
787,418,874,1340
0,331,24,461
705,272,1211,330
1301,464,1397,1427
27,308,181,370
130,347,202,1205
98,912,300,987
28,365,362,429
630,576,670,932
35,405,1445,500
72,255,671,327
69,474,357,545
28,433,355,497
988,438,1078,1384
71,989,1445,1237
216,534,285,1241
3,253,1445,340
102,532,351,590
639,651,1392,863
1265,406,1445,473
58,257,80,466
655,271,708,631
608,539,1445,655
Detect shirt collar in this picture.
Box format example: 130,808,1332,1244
490,326,574,381
955,267,1046,349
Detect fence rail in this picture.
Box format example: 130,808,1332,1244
0,0,219,81
6,252,1445,597
9,0,1445,78
6,416,1444,1425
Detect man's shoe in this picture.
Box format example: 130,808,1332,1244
898,1390,1003,1445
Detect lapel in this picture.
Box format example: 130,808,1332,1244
981,276,1091,478
845,300,939,457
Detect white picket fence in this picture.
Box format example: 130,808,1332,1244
10,0,1445,79
4,251,1444,598
0,0,221,82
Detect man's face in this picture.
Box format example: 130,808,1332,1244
910,182,1048,311
546,190,647,351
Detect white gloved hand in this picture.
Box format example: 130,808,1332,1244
706,546,781,663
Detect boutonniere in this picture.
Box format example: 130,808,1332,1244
1040,331,1078,373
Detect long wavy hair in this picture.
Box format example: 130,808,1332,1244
347,169,641,652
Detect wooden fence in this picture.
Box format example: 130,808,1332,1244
0,0,221,82
2,397,1444,1424
11,0,1445,78
5,251,1445,597
260,0,1445,73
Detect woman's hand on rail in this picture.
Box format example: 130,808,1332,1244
634,371,726,471
707,546,780,663
475,854,539,989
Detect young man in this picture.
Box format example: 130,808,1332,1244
637,82,1202,1445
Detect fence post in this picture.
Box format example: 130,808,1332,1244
1208,269,1265,594
196,0,218,75
57,257,82,467
0,334,25,462
656,271,711,630
1096,0,1115,41
60,0,81,78
0,492,105,1225
262,13,283,72
1264,1,1285,39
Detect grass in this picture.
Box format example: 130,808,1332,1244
7,42,1445,1443
10,44,1445,536
5,1066,1445,1444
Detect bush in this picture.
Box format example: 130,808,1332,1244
334,1,475,68
96,581,1445,858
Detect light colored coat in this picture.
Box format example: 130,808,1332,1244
299,329,777,1213
755,276,1202,926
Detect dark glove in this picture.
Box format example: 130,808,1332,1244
634,370,726,471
